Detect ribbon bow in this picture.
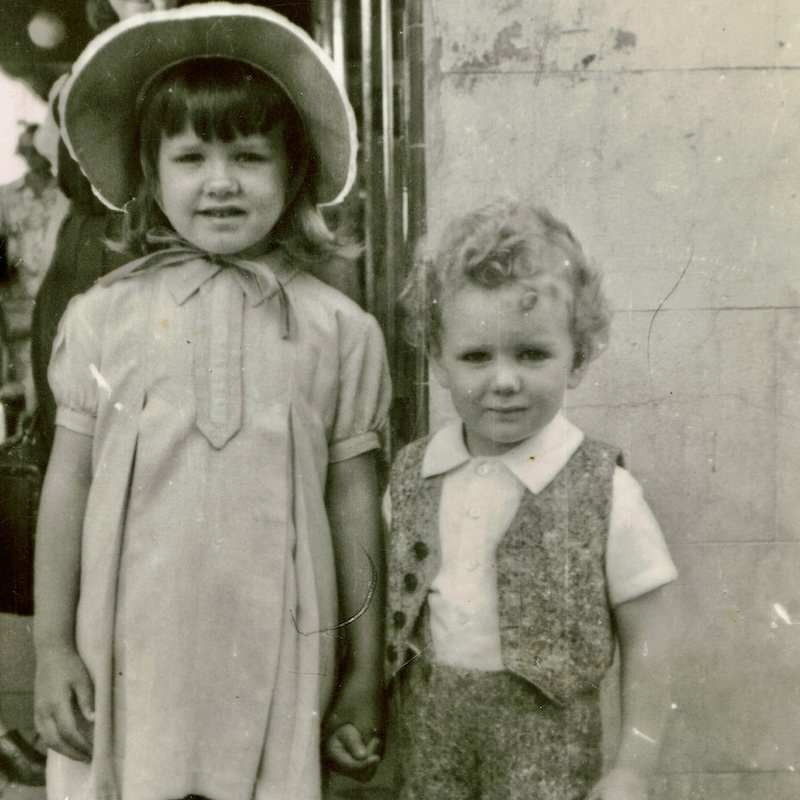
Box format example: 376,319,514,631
100,230,293,449
100,229,292,339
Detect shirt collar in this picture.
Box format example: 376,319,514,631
421,413,585,495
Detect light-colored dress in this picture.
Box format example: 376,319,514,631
45,253,391,800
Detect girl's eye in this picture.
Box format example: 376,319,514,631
236,151,270,164
173,152,203,164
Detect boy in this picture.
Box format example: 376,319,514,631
386,199,677,800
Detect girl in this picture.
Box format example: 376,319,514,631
33,6,391,800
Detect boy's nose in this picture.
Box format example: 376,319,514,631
491,362,522,393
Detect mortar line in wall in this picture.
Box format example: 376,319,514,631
612,306,800,313
657,767,800,774
442,65,800,77
670,541,800,547
771,308,779,541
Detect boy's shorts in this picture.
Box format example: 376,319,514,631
393,657,603,800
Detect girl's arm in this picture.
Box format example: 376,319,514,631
33,425,95,762
586,585,673,800
322,449,385,779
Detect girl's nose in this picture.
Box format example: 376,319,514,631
205,163,239,197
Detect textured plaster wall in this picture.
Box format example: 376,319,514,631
423,1,800,797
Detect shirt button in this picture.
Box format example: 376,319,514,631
467,560,479,571
476,463,492,476
468,507,481,519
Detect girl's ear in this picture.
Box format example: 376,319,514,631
429,349,451,390
140,147,164,213
151,177,165,215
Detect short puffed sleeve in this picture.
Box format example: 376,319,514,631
48,292,104,436
328,312,392,464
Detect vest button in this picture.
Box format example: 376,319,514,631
403,573,418,592
393,611,406,628
386,645,398,662
412,541,429,560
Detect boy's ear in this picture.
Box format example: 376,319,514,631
567,355,589,389
428,349,451,389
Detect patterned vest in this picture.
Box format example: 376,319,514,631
386,435,620,704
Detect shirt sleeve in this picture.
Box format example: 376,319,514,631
606,466,678,606
328,312,392,463
48,293,102,436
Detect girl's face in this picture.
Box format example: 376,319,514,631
109,0,178,21
156,125,290,258
431,280,586,456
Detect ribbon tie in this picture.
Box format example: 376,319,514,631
101,230,292,448
100,229,292,338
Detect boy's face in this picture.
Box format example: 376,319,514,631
156,125,290,258
431,281,586,457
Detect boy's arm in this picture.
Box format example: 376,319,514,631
587,585,673,800
33,425,95,762
322,449,385,780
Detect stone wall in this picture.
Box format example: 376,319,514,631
424,1,800,796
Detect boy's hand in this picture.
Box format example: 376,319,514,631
322,673,383,781
324,722,381,780
34,645,95,763
584,768,649,800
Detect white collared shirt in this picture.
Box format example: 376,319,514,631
386,414,678,671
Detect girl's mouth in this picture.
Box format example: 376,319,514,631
197,208,246,218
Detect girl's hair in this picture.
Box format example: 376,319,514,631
118,57,351,264
401,198,612,367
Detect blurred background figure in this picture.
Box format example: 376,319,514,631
0,122,61,438
0,719,45,786
29,0,182,462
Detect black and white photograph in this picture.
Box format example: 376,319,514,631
0,2,796,799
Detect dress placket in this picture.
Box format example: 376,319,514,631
194,276,245,448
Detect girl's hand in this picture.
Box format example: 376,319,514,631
584,768,650,800
34,645,95,763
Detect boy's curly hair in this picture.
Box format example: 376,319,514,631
400,198,612,367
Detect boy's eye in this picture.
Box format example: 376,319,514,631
459,350,491,364
519,348,551,362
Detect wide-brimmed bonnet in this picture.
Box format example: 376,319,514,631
59,2,357,210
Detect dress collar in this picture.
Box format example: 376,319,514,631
100,237,297,337
161,250,296,307
421,413,585,495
